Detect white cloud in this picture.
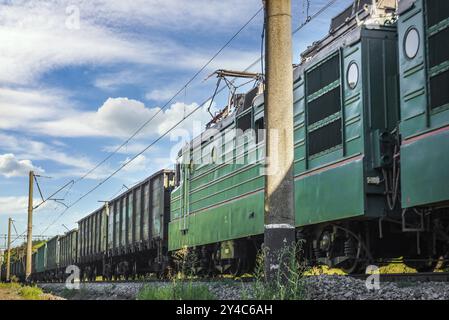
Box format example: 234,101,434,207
0,154,43,178
94,70,145,91
0,133,105,179
0,196,52,216
0,2,159,85
0,87,74,131
75,0,260,32
0,196,30,215
0,1,261,86
120,154,148,172
145,88,177,102
103,143,160,155
1,94,216,139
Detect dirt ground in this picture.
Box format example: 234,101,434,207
0,287,23,300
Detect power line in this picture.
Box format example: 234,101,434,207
245,0,341,74
9,230,26,246
39,87,228,235
76,7,263,182
33,179,74,211
39,0,339,235
31,7,264,214
11,220,19,236
293,0,339,33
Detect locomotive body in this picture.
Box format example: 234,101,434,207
398,0,449,208
169,1,402,273
395,0,449,269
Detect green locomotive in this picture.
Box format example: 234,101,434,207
169,0,449,273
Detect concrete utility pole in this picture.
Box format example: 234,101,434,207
25,171,34,281
263,0,295,281
6,218,12,282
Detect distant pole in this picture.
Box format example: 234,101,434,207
6,218,12,282
25,171,34,281
263,0,295,281
0,249,3,281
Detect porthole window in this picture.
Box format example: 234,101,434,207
347,62,359,89
404,28,420,59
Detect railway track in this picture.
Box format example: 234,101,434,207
349,272,449,283
36,276,256,285
36,272,449,286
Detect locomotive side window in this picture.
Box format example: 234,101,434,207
306,53,342,158
428,27,449,69
425,0,449,28
425,0,449,111
404,27,420,59
430,69,449,110
347,62,359,89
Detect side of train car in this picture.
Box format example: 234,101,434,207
169,0,449,273
79,169,174,280
29,169,174,282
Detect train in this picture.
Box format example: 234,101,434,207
2,0,449,282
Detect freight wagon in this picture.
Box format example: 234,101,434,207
59,229,78,278
76,169,175,280
78,207,106,281
10,257,25,281
33,242,47,281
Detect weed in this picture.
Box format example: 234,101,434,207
137,282,215,300
247,241,308,300
18,286,44,300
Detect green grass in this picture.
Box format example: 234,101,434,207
0,282,21,290
137,282,215,300
18,286,45,300
0,282,46,300
137,246,216,300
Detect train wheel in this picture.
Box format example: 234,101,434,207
230,258,242,277
132,261,137,280
339,236,365,274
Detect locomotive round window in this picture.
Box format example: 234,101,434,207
347,62,359,89
404,28,420,59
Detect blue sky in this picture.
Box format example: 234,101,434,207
0,0,354,247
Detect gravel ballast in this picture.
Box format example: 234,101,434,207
303,275,449,300
38,275,449,300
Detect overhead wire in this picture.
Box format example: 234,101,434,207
30,7,264,216
39,0,341,235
